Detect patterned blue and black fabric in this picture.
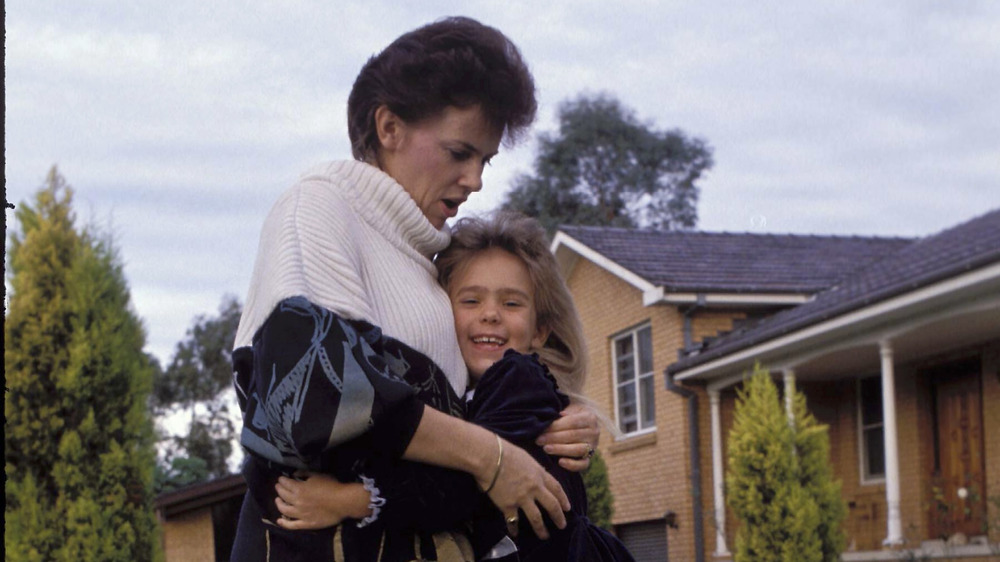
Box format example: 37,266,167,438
231,296,481,561
468,351,636,562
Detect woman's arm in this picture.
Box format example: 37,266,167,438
402,407,570,540
270,407,571,539
237,298,426,469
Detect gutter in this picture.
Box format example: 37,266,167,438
665,371,705,562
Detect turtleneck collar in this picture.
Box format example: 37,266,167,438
304,160,452,258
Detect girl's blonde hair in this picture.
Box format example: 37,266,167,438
436,211,588,398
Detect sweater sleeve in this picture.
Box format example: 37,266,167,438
234,176,374,350
236,297,425,469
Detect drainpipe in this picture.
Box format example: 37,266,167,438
666,370,705,562
681,294,706,351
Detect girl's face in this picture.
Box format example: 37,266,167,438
449,248,549,381
377,105,502,230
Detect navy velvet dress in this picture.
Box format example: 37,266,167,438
466,351,635,562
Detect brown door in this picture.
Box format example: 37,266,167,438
932,360,986,539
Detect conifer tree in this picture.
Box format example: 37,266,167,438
582,449,614,530
725,365,821,562
5,167,160,561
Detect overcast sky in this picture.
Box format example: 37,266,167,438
6,1,1000,366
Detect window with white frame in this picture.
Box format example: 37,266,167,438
613,325,655,435
858,376,886,482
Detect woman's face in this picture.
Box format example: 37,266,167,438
377,105,502,229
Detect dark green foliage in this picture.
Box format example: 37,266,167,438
582,449,614,530
154,456,210,494
5,167,161,561
502,94,713,233
152,296,242,485
726,365,823,562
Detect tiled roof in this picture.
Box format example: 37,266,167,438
559,225,913,294
668,208,1000,374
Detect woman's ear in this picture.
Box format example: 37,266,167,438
374,105,405,152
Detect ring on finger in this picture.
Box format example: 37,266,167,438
580,445,595,460
506,514,518,525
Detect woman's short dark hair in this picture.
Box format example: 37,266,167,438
348,17,537,162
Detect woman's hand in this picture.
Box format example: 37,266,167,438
536,403,600,472
481,438,571,540
273,472,372,530
402,407,572,539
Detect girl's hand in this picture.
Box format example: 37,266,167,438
482,438,570,540
273,472,371,530
536,403,600,472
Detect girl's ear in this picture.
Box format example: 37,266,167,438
531,323,551,350
374,105,406,152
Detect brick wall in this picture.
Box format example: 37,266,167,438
566,259,746,561
161,507,214,562
567,258,691,559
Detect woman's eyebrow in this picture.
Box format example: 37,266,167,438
454,140,499,160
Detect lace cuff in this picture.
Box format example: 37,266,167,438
356,474,387,528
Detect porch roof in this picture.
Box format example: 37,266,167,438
556,225,911,294
669,208,1000,376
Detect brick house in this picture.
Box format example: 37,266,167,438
155,474,245,562
552,209,1000,561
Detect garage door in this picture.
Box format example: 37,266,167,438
617,519,668,561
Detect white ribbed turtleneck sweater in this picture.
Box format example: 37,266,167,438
235,160,468,394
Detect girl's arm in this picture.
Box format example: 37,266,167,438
273,474,372,530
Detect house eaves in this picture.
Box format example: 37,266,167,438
668,208,1000,383
155,474,246,518
670,260,1000,384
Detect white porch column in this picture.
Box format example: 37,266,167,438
879,340,904,545
783,369,796,423
709,389,730,557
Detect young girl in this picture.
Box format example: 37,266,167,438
437,211,634,561
276,212,633,561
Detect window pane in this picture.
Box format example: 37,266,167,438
640,374,656,428
620,419,637,434
864,426,885,477
860,377,883,425
638,327,653,374
615,336,633,359
618,383,637,433
617,355,635,384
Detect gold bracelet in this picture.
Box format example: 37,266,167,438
483,434,503,494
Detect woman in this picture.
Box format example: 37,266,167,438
231,17,599,561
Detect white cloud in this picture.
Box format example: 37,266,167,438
6,0,1000,364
